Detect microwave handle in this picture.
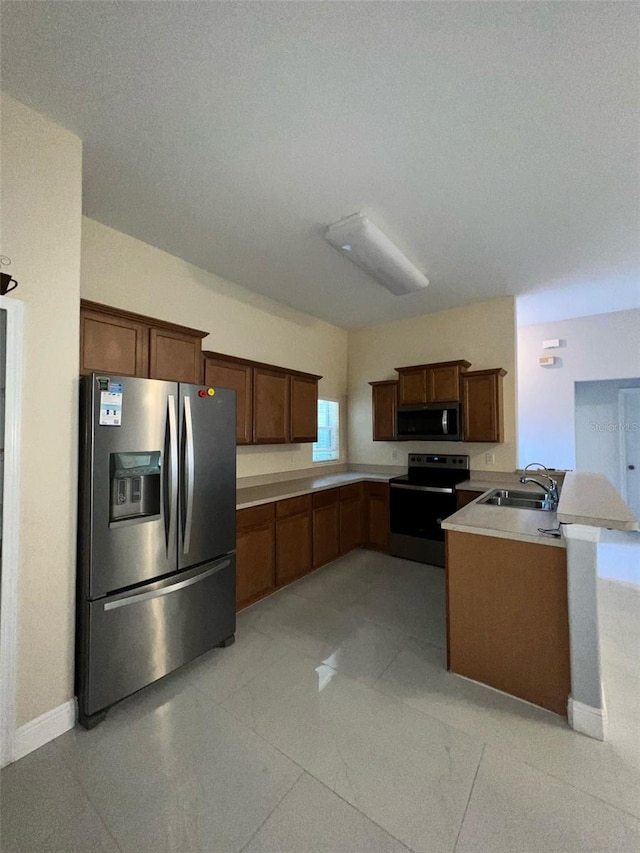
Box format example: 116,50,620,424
442,409,448,435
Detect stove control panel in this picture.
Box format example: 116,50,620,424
407,454,469,470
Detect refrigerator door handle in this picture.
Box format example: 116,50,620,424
182,395,195,554
166,394,178,557
103,559,231,611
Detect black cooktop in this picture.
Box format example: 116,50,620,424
391,453,470,488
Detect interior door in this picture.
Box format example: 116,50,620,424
179,384,236,570
620,388,640,519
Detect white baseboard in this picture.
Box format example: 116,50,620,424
12,699,77,762
568,695,607,741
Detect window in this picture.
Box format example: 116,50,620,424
313,399,339,462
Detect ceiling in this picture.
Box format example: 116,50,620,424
2,2,638,328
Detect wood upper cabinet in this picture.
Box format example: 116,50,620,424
80,301,207,383
397,367,427,405
339,484,364,554
312,489,340,568
396,360,471,405
253,367,291,444
203,351,321,446
462,368,507,443
275,495,313,586
80,305,148,377
364,482,389,552
369,381,397,441
149,327,204,384
290,374,318,443
236,503,276,609
203,353,253,444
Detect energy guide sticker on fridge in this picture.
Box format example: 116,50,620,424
99,381,123,426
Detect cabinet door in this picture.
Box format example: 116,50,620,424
290,375,318,443
253,368,290,444
456,490,478,510
276,512,312,585
398,368,427,405
80,308,149,377
204,357,253,444
149,327,202,383
463,370,505,442
429,365,462,403
370,382,397,441
339,486,364,554
236,522,275,609
312,492,340,568
365,483,389,552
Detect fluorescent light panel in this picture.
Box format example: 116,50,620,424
325,212,429,296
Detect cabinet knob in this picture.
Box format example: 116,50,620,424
629,464,636,471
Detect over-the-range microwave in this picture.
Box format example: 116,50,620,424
396,402,462,441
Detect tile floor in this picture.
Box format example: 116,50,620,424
1,550,639,852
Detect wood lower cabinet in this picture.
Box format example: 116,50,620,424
275,495,312,585
364,482,390,552
290,375,318,443
312,489,340,568
236,504,276,609
339,483,364,554
446,530,570,716
203,354,253,444
80,300,207,383
370,381,397,441
149,327,203,383
456,489,479,510
462,368,507,442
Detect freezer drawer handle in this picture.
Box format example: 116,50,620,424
182,395,195,554
103,560,231,611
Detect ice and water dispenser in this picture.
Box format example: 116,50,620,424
109,451,161,522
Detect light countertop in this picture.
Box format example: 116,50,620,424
237,471,392,510
557,472,639,531
444,470,638,546
442,495,565,548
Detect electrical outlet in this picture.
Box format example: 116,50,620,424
485,452,496,465
392,450,398,460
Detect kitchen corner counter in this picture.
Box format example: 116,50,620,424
442,497,566,548
556,472,639,531
236,471,392,510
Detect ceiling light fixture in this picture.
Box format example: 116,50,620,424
324,212,429,296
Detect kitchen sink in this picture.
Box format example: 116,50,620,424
478,489,554,511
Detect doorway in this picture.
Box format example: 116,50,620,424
575,378,640,586
0,297,24,767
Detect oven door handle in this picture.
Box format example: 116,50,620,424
389,484,455,494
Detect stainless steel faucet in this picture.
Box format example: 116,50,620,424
519,463,559,507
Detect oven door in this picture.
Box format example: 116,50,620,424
389,483,457,566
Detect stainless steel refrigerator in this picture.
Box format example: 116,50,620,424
77,374,236,728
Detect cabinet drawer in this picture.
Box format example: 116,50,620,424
313,488,340,509
276,494,312,518
237,502,275,531
366,481,389,498
339,483,362,502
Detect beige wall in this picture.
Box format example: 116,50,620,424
81,218,349,478
0,94,82,726
348,297,517,472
